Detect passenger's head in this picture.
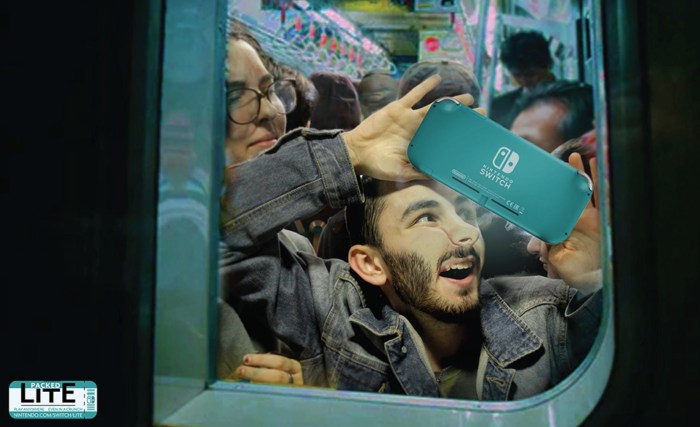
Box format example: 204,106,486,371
266,59,318,132
526,136,597,279
399,59,481,109
308,71,361,131
511,80,594,152
500,30,554,89
345,177,485,323
357,71,398,119
225,22,296,164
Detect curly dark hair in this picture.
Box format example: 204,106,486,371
500,30,553,71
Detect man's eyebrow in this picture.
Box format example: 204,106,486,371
401,200,441,221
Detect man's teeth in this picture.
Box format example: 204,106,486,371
446,262,473,271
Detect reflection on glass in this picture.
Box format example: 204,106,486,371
154,0,223,423
217,0,604,402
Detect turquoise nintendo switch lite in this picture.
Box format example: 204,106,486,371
407,96,593,244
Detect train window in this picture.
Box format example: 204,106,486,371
154,0,612,425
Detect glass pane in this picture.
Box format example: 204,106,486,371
153,0,225,423
217,0,608,406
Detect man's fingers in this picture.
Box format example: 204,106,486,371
415,93,477,119
397,165,430,183
568,152,585,172
242,353,301,374
452,93,475,107
399,74,441,108
590,157,599,208
568,153,593,209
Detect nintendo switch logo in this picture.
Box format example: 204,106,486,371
492,147,520,173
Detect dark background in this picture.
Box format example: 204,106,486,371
5,0,700,426
6,0,160,425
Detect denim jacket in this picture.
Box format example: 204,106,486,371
220,128,602,400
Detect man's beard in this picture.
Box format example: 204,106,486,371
380,246,481,324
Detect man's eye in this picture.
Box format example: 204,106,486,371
415,214,436,223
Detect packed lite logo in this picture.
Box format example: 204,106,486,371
9,381,97,419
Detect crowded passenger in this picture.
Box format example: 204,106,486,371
488,30,556,129
309,71,361,131
399,58,482,108
510,80,594,153
218,22,310,385
219,75,602,399
357,70,398,120
318,58,544,280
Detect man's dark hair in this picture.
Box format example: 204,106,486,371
517,80,595,143
345,177,388,248
266,59,319,131
500,30,553,71
399,59,481,108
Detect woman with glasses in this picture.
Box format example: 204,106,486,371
224,25,298,164
219,22,309,387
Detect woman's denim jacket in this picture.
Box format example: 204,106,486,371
220,128,602,401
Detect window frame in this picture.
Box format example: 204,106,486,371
152,0,617,425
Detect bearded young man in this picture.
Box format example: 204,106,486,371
219,76,602,400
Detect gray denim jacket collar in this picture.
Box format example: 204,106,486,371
346,280,544,400
349,305,440,397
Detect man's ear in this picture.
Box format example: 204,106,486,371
348,244,388,287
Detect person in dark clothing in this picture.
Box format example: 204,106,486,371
488,30,556,129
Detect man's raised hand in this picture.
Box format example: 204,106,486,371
344,74,485,182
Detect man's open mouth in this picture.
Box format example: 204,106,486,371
439,261,474,281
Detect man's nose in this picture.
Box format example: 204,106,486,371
448,220,481,248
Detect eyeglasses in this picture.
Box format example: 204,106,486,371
227,78,297,125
